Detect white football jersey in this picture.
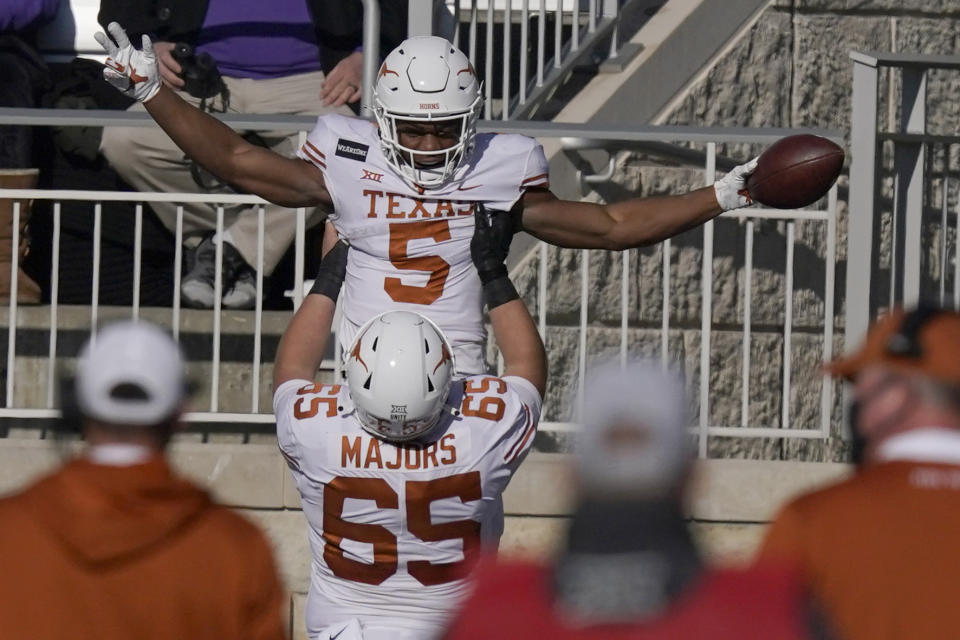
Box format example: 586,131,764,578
274,375,542,639
297,114,549,375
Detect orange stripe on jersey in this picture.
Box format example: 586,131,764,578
305,140,326,159
504,405,536,463
300,145,327,170
521,173,549,185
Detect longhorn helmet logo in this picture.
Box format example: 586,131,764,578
349,335,369,373
378,63,399,80
433,342,453,374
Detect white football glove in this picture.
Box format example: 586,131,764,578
713,156,759,211
94,22,162,103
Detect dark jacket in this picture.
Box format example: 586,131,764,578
97,0,409,74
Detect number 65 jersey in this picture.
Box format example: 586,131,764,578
273,374,542,640
297,114,549,375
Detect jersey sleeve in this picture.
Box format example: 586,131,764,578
519,142,550,192
498,376,543,470
296,117,329,173
459,375,542,472
295,116,340,220
272,378,312,471
486,136,550,213
502,375,543,425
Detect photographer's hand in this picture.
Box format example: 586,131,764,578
321,51,363,107
153,41,185,90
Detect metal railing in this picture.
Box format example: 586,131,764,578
528,131,842,459
846,51,960,350
404,0,636,120
0,108,845,457
0,190,308,425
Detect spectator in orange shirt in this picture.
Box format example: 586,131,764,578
758,305,960,640
0,321,288,640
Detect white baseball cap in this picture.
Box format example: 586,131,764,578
575,361,692,496
75,321,186,426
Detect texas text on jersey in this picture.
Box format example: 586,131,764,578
273,374,542,639
296,114,549,375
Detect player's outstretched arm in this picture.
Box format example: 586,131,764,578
95,22,331,209
472,205,547,397
518,158,757,250
273,241,348,391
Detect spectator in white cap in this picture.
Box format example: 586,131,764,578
0,321,288,640
72,320,191,449
443,360,833,640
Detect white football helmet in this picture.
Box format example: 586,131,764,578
344,311,456,441
373,36,483,189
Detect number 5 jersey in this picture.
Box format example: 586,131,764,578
273,374,542,639
297,114,549,375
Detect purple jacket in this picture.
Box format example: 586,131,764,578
0,0,60,32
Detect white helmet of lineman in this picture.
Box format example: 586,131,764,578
373,35,483,189
344,310,456,441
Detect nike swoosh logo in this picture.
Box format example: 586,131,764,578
457,184,482,191
329,629,345,640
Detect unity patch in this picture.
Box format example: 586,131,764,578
336,139,369,162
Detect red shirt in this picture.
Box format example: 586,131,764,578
444,559,816,640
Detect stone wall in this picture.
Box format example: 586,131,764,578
531,0,960,460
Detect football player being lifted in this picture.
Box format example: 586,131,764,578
272,204,547,639
95,24,757,374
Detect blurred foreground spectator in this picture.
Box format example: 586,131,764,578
759,305,960,640
0,321,287,640
444,361,831,640
97,0,407,309
0,0,58,303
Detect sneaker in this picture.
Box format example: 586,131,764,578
222,265,258,310
180,236,251,309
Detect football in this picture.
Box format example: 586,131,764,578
746,134,844,209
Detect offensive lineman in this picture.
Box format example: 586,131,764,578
94,25,758,374
272,205,546,639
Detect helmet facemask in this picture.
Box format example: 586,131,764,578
374,100,482,190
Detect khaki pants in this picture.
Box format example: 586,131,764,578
100,70,350,275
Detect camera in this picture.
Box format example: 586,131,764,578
170,43,225,100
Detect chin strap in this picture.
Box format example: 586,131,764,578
442,403,462,418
